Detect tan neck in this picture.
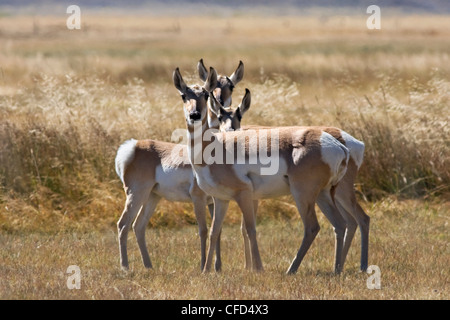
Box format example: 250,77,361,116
187,113,215,166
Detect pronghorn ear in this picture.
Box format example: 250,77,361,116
229,60,244,86
237,88,251,118
204,67,218,92
197,58,208,82
173,67,187,94
208,92,222,116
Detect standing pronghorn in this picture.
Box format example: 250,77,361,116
115,62,245,270
200,59,370,272
173,67,350,274
209,93,370,272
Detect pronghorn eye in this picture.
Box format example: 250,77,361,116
218,115,223,122
181,94,186,101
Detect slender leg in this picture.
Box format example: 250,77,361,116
192,199,208,271
241,217,251,270
241,200,259,270
203,198,229,273
335,186,370,272
316,189,346,274
355,202,370,272
287,186,320,275
236,193,263,272
208,203,222,272
334,160,371,272
335,200,357,270
117,188,150,270
132,193,161,269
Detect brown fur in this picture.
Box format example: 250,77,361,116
178,86,347,273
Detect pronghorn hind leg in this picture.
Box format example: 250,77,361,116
316,189,346,274
117,188,150,270
335,200,357,270
355,202,370,272
335,181,370,272
287,187,320,275
132,193,161,269
335,160,371,272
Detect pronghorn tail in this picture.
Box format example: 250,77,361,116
115,139,137,184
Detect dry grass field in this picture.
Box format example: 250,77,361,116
0,12,449,300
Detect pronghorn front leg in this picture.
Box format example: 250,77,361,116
207,203,223,272
192,197,208,271
203,198,229,273
241,200,259,270
236,193,263,272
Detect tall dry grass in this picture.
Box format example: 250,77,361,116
1,14,449,233
1,70,448,232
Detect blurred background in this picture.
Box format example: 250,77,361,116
0,0,449,300
0,0,448,231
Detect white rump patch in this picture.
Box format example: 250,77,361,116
341,131,365,169
115,139,137,183
320,132,349,186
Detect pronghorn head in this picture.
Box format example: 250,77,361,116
173,66,218,127
198,59,244,109
209,88,251,132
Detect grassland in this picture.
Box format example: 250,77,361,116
0,13,449,299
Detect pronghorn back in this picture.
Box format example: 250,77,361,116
242,124,354,181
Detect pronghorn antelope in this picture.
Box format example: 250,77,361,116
198,58,244,109
200,59,370,272
173,66,350,274
115,62,245,271
115,139,211,270
211,96,370,272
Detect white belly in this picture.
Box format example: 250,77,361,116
193,158,290,200
153,165,193,202
249,172,290,198
244,158,290,199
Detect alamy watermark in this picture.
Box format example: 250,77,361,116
366,265,381,289
65,5,380,31
367,5,381,30
170,122,280,176
66,265,81,289
66,5,81,30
